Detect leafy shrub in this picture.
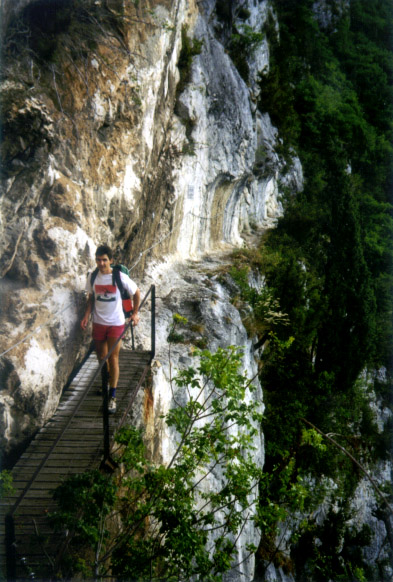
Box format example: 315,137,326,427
50,345,263,580
176,25,203,96
228,25,264,82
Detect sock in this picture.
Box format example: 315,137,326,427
109,387,117,399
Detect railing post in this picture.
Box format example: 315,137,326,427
130,320,135,350
5,513,16,580
100,358,118,473
101,363,110,461
151,285,156,359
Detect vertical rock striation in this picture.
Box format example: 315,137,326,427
0,0,298,461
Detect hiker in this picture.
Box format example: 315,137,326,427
81,244,141,414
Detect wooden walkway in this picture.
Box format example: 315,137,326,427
0,348,152,581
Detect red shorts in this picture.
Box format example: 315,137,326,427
92,323,125,341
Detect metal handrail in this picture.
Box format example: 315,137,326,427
108,285,155,446
5,285,156,578
151,285,156,359
8,285,156,513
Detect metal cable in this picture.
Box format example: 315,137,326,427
0,301,75,359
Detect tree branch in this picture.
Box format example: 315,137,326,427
300,418,393,516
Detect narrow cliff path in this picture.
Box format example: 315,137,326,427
0,241,263,581
0,349,152,581
137,232,265,353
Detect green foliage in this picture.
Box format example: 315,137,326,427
251,1,393,578
52,471,117,543
301,428,327,453
172,313,188,325
230,25,264,53
50,346,263,580
292,506,373,582
258,0,393,378
167,312,209,348
228,256,289,341
167,329,185,343
176,25,203,96
228,25,264,82
215,0,232,25
0,470,15,497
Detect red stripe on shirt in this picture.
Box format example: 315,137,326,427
95,285,116,294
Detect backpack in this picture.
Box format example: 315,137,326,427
90,264,133,318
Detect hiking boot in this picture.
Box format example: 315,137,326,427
108,397,117,414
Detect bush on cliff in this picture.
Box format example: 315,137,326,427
50,328,263,581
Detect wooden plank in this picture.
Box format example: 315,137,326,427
1,350,152,580
16,455,101,465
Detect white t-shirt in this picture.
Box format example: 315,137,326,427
86,270,138,326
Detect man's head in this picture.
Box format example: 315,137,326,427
96,244,113,260
95,244,113,274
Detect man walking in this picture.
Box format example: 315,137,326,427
81,244,140,413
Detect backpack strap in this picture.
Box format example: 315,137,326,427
112,266,125,297
89,268,99,311
90,267,99,289
112,267,133,316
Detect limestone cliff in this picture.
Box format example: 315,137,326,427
0,0,297,460
0,1,299,578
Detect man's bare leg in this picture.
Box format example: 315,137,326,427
107,337,122,389
94,337,121,412
95,339,108,363
106,337,122,413
95,339,109,393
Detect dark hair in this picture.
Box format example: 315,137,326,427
95,244,113,259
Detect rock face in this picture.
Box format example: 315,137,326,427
312,0,350,31
133,255,265,580
0,0,297,460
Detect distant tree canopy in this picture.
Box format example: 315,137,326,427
260,0,393,384
251,0,393,578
